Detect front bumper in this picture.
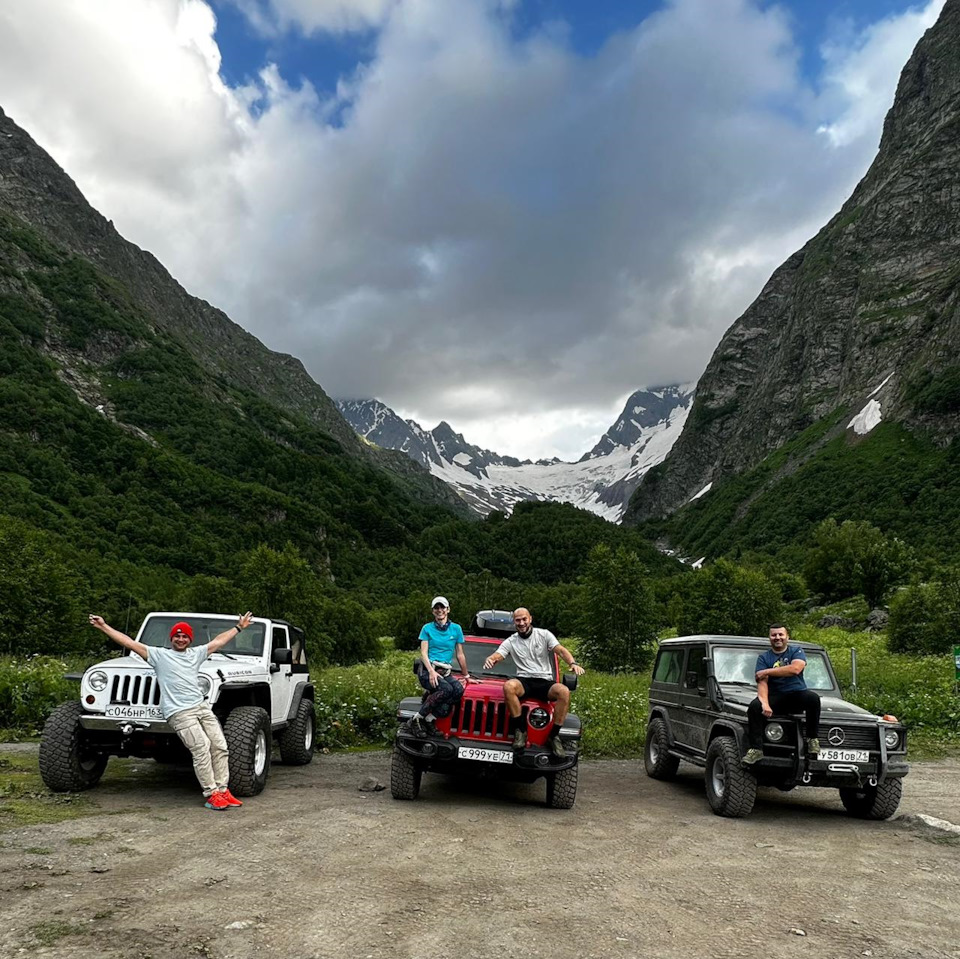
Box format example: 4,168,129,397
750,752,909,786
396,730,579,774
80,715,175,734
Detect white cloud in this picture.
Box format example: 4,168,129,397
0,0,945,460
815,0,946,147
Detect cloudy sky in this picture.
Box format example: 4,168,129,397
0,0,947,459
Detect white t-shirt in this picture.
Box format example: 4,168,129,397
146,645,209,720
496,628,559,680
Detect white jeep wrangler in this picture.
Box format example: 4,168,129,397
39,612,315,796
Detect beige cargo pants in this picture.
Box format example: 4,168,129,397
168,703,230,796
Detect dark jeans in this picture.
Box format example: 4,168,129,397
413,661,464,718
748,689,821,748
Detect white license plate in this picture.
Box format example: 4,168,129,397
819,748,869,762
104,706,163,720
458,746,513,764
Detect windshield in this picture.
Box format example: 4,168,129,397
713,647,836,692
138,616,266,657
463,639,559,680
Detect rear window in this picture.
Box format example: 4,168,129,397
653,648,684,685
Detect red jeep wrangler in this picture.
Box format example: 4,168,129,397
390,610,582,808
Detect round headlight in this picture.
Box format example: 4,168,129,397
764,722,784,743
198,674,212,697
528,707,550,729
88,670,108,692
884,730,900,749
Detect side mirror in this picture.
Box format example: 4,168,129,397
271,647,292,666
562,673,578,692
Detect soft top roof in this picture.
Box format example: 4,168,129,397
659,634,827,653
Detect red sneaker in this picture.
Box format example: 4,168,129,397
204,791,229,811
220,789,243,807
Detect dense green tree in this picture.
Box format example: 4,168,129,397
0,517,86,654
576,545,658,672
676,559,783,637
887,570,960,655
804,519,913,607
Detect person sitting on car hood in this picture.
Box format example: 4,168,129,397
483,607,584,759
88,612,253,810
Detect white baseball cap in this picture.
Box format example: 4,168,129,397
431,596,450,609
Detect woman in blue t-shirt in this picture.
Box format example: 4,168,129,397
403,596,469,738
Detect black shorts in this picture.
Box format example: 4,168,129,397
517,677,556,701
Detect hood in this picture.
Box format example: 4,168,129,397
720,686,879,720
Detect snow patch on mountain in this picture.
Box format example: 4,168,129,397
850,399,882,435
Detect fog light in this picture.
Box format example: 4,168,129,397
764,722,784,743
884,730,900,749
421,742,436,757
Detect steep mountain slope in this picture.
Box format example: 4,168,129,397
626,0,960,557
338,386,694,519
0,105,464,515
0,104,475,593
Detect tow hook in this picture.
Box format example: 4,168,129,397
120,721,149,737
868,775,878,787
802,771,812,784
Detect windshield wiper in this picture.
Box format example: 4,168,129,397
719,680,756,687
209,650,238,661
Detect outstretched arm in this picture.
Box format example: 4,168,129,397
208,611,254,653
89,615,149,661
483,651,505,670
555,644,585,677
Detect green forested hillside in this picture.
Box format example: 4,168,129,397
641,416,960,566
0,211,677,657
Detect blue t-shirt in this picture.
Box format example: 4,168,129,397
755,645,807,694
146,645,209,719
418,621,464,664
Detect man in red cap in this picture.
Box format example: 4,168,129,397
89,611,253,810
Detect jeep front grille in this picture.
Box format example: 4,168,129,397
450,699,510,739
109,674,162,707
818,725,879,749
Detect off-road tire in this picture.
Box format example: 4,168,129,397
223,706,271,797
704,736,757,818
390,742,422,800
38,702,108,792
839,778,903,820
278,698,315,765
644,718,680,781
545,763,579,809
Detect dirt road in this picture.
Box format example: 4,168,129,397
1,749,959,959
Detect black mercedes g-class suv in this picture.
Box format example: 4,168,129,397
644,635,909,819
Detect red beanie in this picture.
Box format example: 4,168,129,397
170,621,194,641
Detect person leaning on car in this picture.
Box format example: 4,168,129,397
403,596,469,738
482,607,584,759
88,612,253,810
743,623,821,765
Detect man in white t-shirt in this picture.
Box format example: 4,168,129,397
89,612,252,810
483,607,584,758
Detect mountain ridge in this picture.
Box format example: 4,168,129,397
338,385,694,519
0,104,466,515
626,0,960,533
